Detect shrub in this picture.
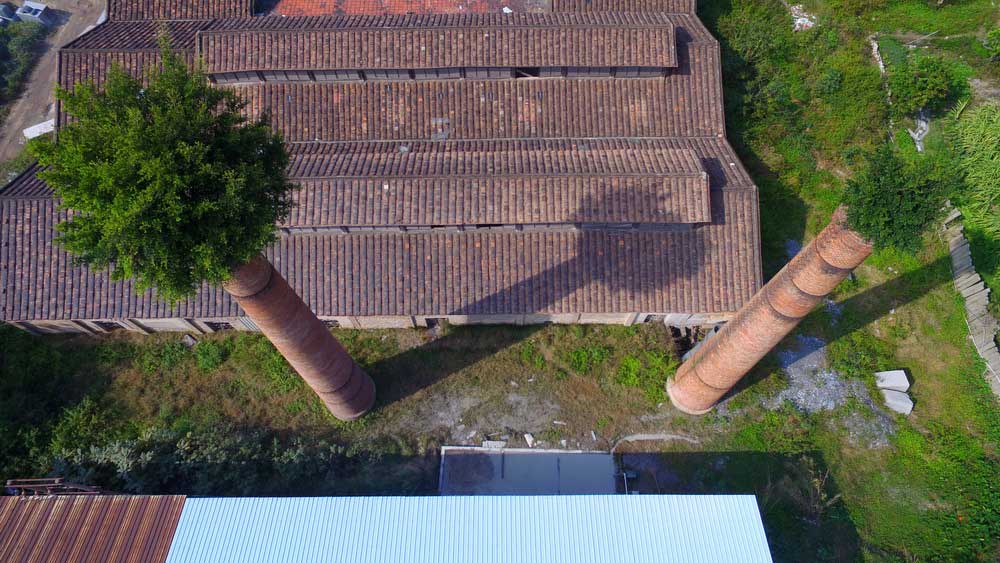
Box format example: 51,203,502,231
564,345,611,375
0,21,47,103
137,341,189,374
843,145,951,251
986,28,1000,61
827,330,893,379
194,340,228,372
616,352,679,404
888,53,967,117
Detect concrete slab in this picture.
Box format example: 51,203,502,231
439,447,616,495
880,389,913,415
875,370,910,392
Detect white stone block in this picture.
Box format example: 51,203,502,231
881,389,914,415
875,370,910,392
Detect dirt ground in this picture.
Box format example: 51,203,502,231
0,0,104,161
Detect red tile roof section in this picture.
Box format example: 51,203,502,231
0,495,186,563
232,50,725,141
198,13,677,73
1,188,758,319
108,0,252,21
270,0,551,17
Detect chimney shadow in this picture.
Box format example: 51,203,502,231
366,186,720,407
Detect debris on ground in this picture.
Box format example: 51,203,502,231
789,5,815,31
181,334,198,348
907,109,930,152
524,433,535,448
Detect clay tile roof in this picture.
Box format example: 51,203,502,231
1,180,759,319
232,69,725,143
108,0,252,21
552,0,696,13
270,0,549,17
198,13,677,73
4,3,763,324
285,144,709,227
0,495,186,563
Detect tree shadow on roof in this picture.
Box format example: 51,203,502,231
368,188,720,407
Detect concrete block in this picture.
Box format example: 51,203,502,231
954,273,981,290
875,370,910,392
880,389,914,415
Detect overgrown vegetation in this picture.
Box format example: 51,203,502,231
842,145,951,251
886,50,970,118
0,20,47,108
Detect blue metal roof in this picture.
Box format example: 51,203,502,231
166,495,771,563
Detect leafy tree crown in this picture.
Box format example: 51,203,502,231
842,145,951,252
30,40,294,303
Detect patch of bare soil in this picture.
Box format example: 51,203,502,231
0,0,104,161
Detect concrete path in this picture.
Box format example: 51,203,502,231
943,207,1000,396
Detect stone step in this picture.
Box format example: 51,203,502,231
944,208,962,224
951,246,971,261
955,264,976,278
955,272,982,290
952,255,973,271
960,281,986,298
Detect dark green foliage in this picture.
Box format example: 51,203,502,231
615,351,678,404
137,341,189,374
564,345,611,375
194,340,228,371
29,40,295,302
842,145,950,251
826,330,893,379
887,52,968,117
986,28,1000,60
950,102,1000,238
0,21,47,103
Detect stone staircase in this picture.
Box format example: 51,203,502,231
944,207,1000,396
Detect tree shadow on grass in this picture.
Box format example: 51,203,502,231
619,450,862,562
726,254,954,398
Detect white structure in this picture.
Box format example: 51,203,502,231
22,118,55,140
15,1,50,24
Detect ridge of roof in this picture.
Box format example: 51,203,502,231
204,12,677,31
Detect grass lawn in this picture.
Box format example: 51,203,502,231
2,0,999,561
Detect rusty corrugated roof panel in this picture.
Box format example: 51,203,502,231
0,495,186,563
198,13,677,73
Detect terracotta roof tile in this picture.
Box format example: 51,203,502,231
108,0,252,21
232,48,725,141
1,186,759,319
270,0,550,17
198,13,677,73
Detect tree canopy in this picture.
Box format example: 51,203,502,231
887,53,967,118
842,145,951,252
30,42,294,302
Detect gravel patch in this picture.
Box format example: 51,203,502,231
768,334,895,448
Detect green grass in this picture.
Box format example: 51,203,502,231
872,0,998,35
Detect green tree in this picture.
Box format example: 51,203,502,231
29,42,375,421
671,144,949,413
888,54,965,117
843,145,951,251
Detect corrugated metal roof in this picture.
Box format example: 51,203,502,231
0,495,186,563
166,495,771,563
